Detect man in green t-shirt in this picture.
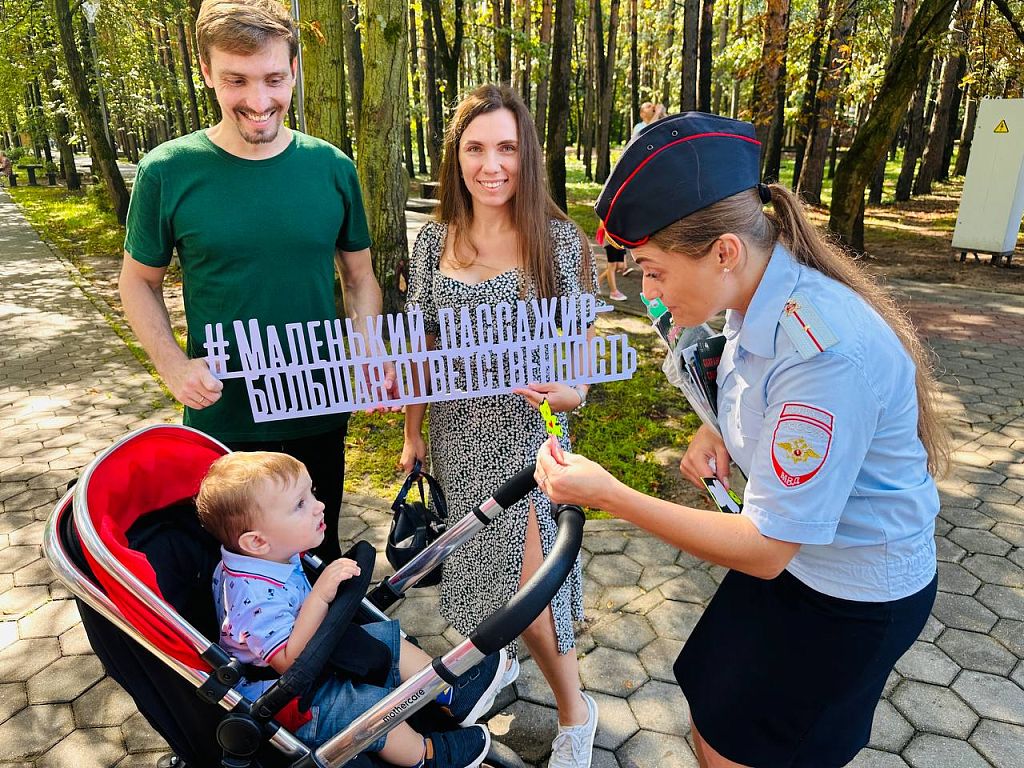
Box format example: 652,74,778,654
119,0,394,562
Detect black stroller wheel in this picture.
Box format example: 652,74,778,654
480,739,528,768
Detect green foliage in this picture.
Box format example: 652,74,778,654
573,326,702,516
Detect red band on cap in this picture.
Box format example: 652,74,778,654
602,131,762,246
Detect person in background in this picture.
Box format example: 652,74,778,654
596,228,628,301
0,151,12,185
631,102,656,137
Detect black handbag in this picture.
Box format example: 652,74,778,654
385,460,448,587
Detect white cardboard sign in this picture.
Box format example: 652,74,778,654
202,294,637,422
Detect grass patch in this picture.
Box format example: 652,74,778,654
8,185,124,268
573,323,702,517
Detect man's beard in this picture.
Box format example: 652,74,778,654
235,110,282,145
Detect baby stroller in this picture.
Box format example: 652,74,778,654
43,424,585,768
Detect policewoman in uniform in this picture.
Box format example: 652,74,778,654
534,113,946,768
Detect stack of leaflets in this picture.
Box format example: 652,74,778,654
641,295,743,514
641,294,725,432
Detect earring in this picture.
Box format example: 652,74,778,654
723,268,731,274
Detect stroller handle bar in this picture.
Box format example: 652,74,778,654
471,501,584,655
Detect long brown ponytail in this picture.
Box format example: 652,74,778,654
649,184,949,476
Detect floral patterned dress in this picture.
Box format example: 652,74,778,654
406,218,596,655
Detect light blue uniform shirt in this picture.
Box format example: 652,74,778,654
717,243,938,601
212,548,311,699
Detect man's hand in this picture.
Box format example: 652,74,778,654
362,361,402,413
164,357,224,410
310,558,361,604
679,424,732,489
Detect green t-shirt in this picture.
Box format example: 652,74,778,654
124,130,372,442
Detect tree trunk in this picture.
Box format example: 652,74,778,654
712,0,730,113
595,0,621,182
992,0,1024,44
535,0,554,148
583,0,598,181
680,0,699,111
761,0,791,180
751,0,791,156
630,0,639,125
420,9,443,177
143,24,170,146
791,0,832,190
661,0,677,107
698,0,715,111
953,90,977,175
186,0,220,123
869,0,909,203
303,0,345,148
829,0,959,248
53,0,129,222
425,0,464,113
341,0,364,139
730,0,745,118
895,57,934,200
157,14,188,137
409,6,428,175
493,0,512,84
42,48,81,190
546,0,574,211
517,0,533,106
797,1,854,205
914,0,974,194
357,0,408,315
176,14,201,131
939,69,964,180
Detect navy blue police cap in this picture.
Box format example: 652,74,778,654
595,112,762,248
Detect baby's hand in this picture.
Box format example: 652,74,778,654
311,558,361,603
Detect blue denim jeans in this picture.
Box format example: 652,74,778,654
296,619,403,752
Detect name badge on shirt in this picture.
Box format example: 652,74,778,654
771,403,834,487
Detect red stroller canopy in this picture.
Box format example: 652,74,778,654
78,425,226,670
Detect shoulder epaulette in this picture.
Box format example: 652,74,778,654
779,292,839,360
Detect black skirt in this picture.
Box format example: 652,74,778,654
675,568,937,768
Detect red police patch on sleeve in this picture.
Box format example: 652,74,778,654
770,403,834,487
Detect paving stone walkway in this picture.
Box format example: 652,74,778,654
1,187,1022,767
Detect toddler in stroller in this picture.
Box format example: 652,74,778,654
195,450,506,767
44,424,585,768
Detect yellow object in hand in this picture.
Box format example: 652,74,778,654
540,399,563,437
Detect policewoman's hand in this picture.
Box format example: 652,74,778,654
534,437,616,509
679,424,732,490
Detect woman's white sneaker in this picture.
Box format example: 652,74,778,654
548,692,598,768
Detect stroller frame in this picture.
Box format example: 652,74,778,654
44,425,584,768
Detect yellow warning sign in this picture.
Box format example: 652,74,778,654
994,119,1009,133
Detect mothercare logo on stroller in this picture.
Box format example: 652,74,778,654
44,425,585,768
